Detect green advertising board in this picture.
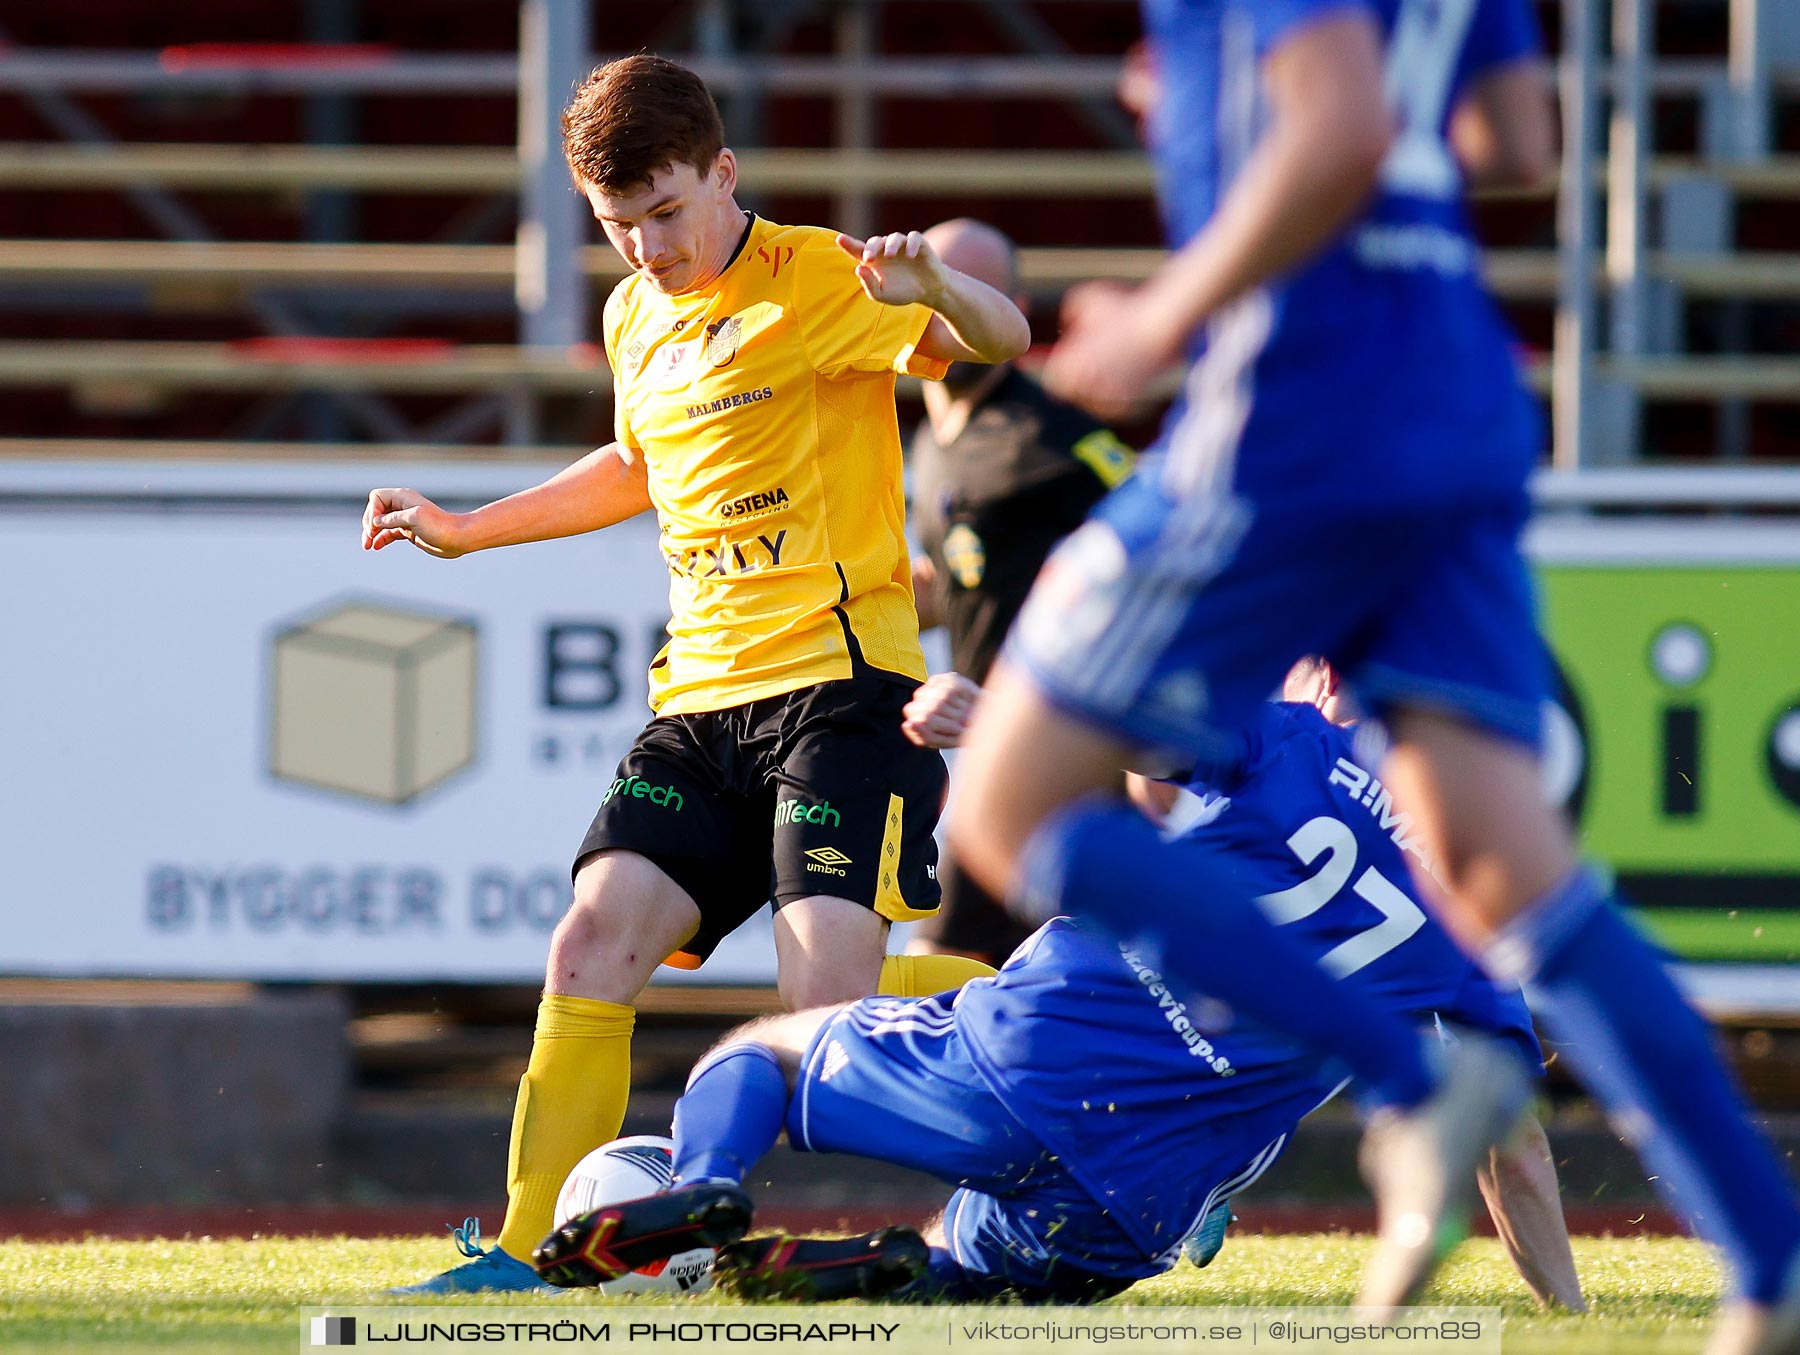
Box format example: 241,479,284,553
1535,523,1800,963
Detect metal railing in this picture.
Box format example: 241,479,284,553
8,142,1800,200
1555,0,1800,466
5,47,1798,99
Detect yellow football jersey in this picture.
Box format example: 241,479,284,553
604,214,949,714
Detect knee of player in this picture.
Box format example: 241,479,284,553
706,1010,828,1087
553,893,643,956
550,863,700,992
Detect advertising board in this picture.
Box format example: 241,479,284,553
2,462,1795,982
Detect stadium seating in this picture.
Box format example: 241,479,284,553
1,4,1797,459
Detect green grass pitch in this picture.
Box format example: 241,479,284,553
0,1234,1724,1354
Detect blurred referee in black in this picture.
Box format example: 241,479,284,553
901,218,1136,965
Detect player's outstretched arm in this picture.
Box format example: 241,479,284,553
1044,11,1393,416
1475,1113,1588,1311
362,443,652,558
835,231,1029,365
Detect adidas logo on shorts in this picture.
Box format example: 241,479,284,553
820,1039,851,1083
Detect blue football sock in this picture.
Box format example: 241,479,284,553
912,1247,998,1303
1489,868,1800,1302
1018,800,1436,1110
670,1041,789,1186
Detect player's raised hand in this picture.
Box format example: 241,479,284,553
836,231,951,308
362,487,467,558
903,671,982,749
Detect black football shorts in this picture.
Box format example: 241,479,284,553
574,673,947,968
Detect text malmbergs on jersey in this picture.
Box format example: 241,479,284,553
684,385,774,420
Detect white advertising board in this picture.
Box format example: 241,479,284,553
0,459,787,983
4,460,1797,993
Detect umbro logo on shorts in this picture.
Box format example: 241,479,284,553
804,846,852,878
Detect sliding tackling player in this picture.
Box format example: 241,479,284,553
534,661,1584,1312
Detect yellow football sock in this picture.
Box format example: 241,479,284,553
494,993,635,1260
878,952,997,996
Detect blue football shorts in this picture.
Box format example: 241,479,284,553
1007,463,1547,763
787,994,1160,1293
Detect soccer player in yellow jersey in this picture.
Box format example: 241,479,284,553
361,54,1029,1292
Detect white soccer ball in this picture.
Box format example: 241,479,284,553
554,1135,715,1295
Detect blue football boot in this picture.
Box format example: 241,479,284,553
389,1218,563,1295
1182,1197,1235,1269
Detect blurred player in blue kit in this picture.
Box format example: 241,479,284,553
936,0,1800,1348
533,662,1585,1308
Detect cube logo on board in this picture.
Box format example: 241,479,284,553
269,599,479,806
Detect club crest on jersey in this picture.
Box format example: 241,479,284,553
943,523,986,589
704,315,742,366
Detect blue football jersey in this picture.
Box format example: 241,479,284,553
1170,701,1537,1053
1142,0,1543,511
954,702,1538,1256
